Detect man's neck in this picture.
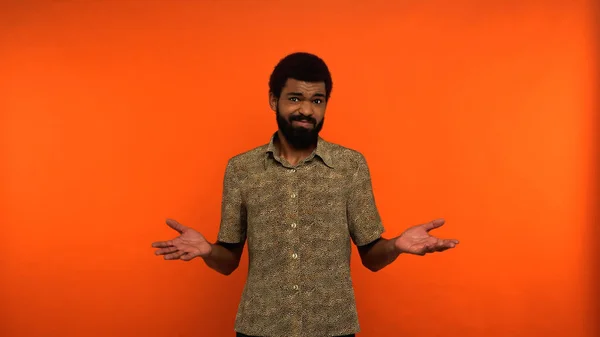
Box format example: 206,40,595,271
275,130,317,166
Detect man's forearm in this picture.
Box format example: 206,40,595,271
202,242,243,276
359,237,401,272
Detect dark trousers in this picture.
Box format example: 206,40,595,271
236,333,355,337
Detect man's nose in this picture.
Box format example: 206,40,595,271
298,100,314,116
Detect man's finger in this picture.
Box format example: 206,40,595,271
422,218,445,232
180,252,197,261
151,240,174,248
155,247,178,255
166,219,187,234
436,239,458,250
164,250,185,260
442,238,459,246
421,243,435,255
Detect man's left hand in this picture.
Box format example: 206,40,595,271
394,219,459,256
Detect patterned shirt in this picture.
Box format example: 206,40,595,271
217,133,385,337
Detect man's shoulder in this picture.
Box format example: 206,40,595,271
226,143,270,168
322,139,368,166
325,140,364,157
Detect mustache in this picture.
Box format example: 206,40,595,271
289,115,316,124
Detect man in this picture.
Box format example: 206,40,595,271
151,52,459,337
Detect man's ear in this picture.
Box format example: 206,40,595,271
269,93,278,112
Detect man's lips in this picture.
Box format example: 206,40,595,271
292,120,314,127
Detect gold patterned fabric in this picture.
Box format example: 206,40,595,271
217,133,385,337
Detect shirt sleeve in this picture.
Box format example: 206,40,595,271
217,159,247,243
347,153,385,246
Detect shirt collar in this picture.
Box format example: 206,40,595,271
265,132,334,168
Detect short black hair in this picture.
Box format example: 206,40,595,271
268,52,333,100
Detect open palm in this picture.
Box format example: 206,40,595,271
151,219,212,261
395,219,459,256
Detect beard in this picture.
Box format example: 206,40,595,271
276,107,324,150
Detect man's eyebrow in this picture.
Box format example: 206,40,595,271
286,92,325,97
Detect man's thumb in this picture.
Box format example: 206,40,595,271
166,218,187,233
423,218,445,231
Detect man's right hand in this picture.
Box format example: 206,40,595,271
152,219,212,261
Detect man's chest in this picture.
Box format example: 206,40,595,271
241,165,349,218
240,165,352,248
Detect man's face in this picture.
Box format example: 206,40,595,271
270,78,327,149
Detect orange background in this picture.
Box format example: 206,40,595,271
1,1,597,337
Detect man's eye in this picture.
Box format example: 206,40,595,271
313,99,322,104
289,97,300,102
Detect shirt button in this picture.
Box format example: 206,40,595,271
292,253,298,259
292,285,299,290
291,222,297,228
290,193,296,198
289,169,296,173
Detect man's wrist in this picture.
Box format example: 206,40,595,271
390,236,403,256
201,242,215,260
